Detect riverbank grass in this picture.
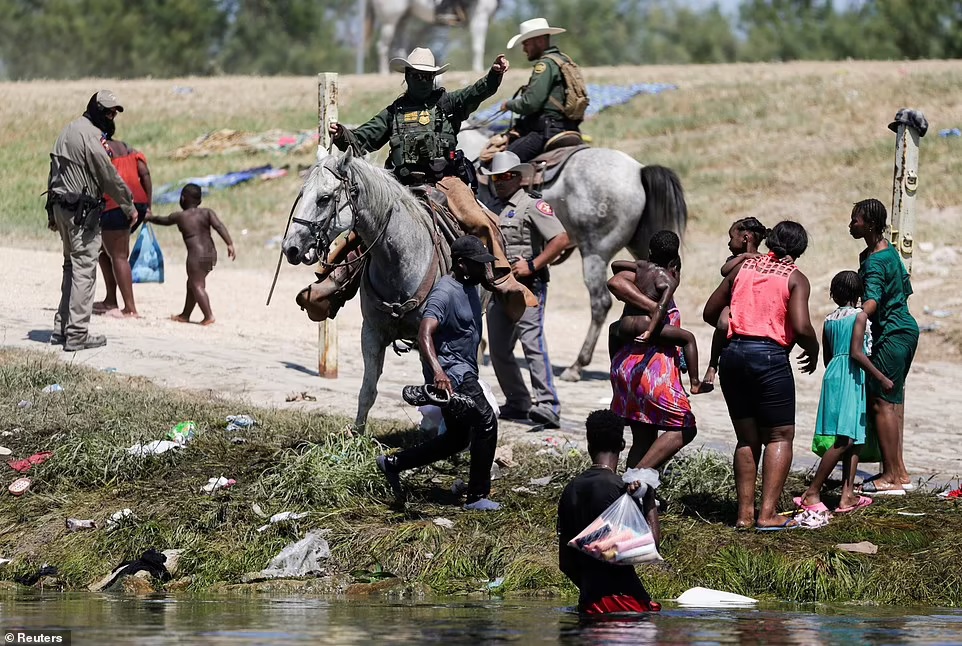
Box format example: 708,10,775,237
1,348,960,605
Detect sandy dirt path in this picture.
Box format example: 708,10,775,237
1,245,957,482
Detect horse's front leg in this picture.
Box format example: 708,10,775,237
355,321,388,432
560,253,612,382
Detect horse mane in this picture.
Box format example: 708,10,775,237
336,154,432,231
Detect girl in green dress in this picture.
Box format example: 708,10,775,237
849,198,920,495
796,271,892,513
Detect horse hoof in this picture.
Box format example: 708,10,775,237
559,366,582,382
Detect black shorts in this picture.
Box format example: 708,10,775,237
719,337,795,428
101,203,147,232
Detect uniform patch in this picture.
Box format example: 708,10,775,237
533,62,547,74
418,110,431,125
506,210,516,218
535,200,554,216
403,111,418,123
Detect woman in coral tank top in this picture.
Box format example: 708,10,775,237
703,221,820,530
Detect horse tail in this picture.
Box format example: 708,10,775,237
635,165,688,258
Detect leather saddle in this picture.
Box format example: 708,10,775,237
530,133,590,187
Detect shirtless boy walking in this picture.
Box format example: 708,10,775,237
147,184,235,325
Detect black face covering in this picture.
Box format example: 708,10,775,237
83,93,115,138
405,73,435,102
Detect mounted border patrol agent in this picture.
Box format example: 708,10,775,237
484,152,571,429
501,18,589,163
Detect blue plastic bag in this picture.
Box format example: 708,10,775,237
129,223,165,284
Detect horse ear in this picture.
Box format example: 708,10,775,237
337,147,354,175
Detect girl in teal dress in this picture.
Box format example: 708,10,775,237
796,271,894,513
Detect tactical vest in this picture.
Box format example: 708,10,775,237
388,91,459,183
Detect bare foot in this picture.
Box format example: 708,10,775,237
93,301,118,314
170,314,190,323
104,308,126,319
120,310,140,319
690,379,714,394
200,318,216,326
756,516,797,529
703,366,717,385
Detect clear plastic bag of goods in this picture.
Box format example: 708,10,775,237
567,493,663,564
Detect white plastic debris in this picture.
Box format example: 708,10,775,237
529,476,552,486
252,503,268,518
17,401,32,409
201,476,236,494
226,415,256,432
127,440,182,456
433,517,455,530
676,587,757,608
257,511,309,533
257,530,330,579
106,509,138,530
42,384,64,394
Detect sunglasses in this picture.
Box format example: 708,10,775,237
408,71,435,82
491,172,520,182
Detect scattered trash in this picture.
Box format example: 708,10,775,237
202,476,236,494
432,517,455,530
166,421,197,444
494,446,516,469
8,477,31,496
102,367,118,374
511,486,536,495
154,165,285,204
938,128,962,137
285,391,317,402
835,541,878,555
1,429,20,437
257,511,309,533
230,437,247,445
42,384,64,394
241,228,249,236
487,576,505,590
490,463,503,481
534,448,561,457
896,511,925,516
252,503,268,518
677,587,757,607
171,129,319,159
89,548,171,592
106,509,139,530
226,415,256,432
9,451,53,472
172,86,194,95
938,487,962,499
127,440,182,456
529,476,552,487
0,558,10,568
923,306,953,318
16,400,32,409
0,446,11,456
920,322,942,333
65,519,97,532
253,530,331,580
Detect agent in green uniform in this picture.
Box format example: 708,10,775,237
501,18,582,162
849,198,920,495
483,152,571,429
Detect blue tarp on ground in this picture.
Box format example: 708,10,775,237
468,83,677,133
154,164,277,204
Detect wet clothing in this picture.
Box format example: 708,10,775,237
103,149,149,210
610,305,695,429
814,307,868,444
48,115,135,347
558,468,654,613
719,338,796,428
506,46,580,162
487,189,565,413
859,244,919,404
334,69,502,185
727,255,797,347
420,274,482,389
102,203,147,232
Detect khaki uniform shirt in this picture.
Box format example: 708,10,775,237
48,116,134,218
499,188,565,281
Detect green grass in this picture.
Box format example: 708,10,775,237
2,348,962,604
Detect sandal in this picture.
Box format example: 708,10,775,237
835,496,873,513
8,477,31,496
793,496,830,514
859,480,906,496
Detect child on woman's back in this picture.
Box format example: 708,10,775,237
796,271,893,514
703,217,768,385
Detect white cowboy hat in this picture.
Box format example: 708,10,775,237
507,18,566,49
481,151,533,177
389,47,450,74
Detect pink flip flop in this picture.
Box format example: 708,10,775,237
793,496,830,513
8,477,31,496
835,496,873,513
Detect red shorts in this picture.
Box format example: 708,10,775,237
583,595,662,615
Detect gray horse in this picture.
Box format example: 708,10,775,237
459,128,689,381
282,149,445,430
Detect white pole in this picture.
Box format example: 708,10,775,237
890,111,924,275
317,73,339,379
356,0,366,75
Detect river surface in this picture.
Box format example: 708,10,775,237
3,595,962,644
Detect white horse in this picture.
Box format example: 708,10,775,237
365,0,499,74
459,127,689,381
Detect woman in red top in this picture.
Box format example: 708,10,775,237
703,221,820,530
94,138,152,317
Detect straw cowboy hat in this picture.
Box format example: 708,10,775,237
389,47,450,74
480,151,532,177
507,18,566,49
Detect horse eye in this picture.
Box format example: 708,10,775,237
316,194,331,205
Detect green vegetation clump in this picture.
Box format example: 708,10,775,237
1,348,961,605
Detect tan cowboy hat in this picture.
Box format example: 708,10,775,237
507,18,566,49
389,47,450,74
480,151,532,177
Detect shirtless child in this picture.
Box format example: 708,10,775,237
147,184,235,325
608,230,710,394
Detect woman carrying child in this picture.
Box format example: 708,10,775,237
797,271,891,514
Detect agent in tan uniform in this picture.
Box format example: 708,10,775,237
47,90,135,351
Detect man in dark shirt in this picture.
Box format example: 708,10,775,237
377,235,500,511
557,409,662,614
